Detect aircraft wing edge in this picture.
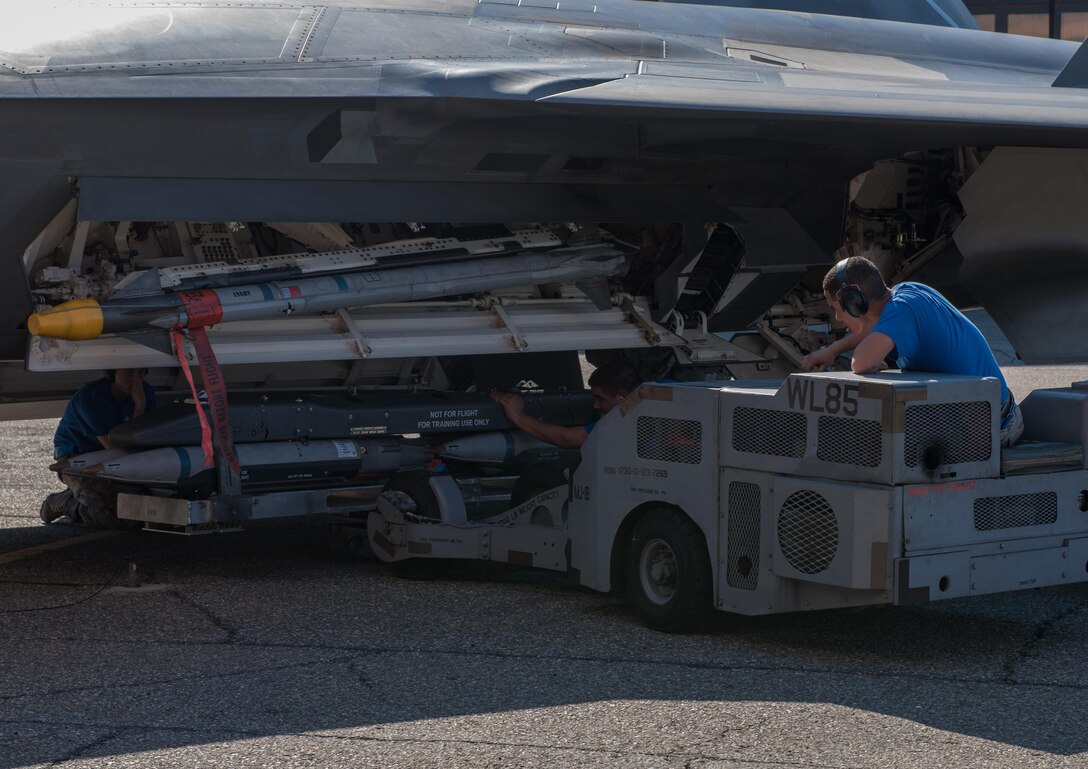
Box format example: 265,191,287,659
544,72,1088,133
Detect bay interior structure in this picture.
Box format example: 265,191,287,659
10,0,1088,410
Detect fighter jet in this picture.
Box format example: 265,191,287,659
5,0,1088,411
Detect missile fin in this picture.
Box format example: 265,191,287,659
575,276,612,310
111,268,163,299
117,328,175,356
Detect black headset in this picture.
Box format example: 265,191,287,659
834,259,869,318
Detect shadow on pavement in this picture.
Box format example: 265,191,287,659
0,519,1085,766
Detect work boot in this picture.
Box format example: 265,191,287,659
39,491,71,524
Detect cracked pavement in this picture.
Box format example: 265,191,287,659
1,359,1087,768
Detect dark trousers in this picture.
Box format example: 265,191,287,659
43,473,138,529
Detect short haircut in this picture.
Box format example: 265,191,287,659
821,256,887,301
588,359,643,395
106,368,149,382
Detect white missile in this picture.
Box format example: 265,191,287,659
28,243,627,341
77,439,434,492
50,447,132,473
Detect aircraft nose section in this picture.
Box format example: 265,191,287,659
27,298,104,340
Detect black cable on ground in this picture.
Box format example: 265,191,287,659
0,562,127,614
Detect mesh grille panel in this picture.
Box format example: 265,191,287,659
732,407,806,458
973,493,1058,531
198,239,238,262
778,490,838,575
817,416,883,467
904,402,992,468
636,417,702,464
192,224,240,262
727,482,761,591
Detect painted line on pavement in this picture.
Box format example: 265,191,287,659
0,530,122,566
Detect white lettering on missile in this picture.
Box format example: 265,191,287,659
333,440,359,459
428,409,480,419
417,414,491,430
351,426,388,435
415,409,485,430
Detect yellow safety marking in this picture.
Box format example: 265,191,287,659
0,530,122,566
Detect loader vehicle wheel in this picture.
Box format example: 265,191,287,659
387,470,441,519
385,471,442,580
625,508,711,633
510,463,567,507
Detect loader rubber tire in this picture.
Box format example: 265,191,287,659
385,471,442,580
387,470,441,519
625,507,712,633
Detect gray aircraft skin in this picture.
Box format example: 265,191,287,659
5,0,1088,393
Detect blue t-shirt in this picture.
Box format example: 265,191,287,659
872,282,1009,404
53,377,157,458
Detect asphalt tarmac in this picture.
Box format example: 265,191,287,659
1,337,1087,767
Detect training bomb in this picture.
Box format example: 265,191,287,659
109,391,596,448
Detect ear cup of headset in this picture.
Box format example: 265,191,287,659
832,259,870,318
838,286,869,318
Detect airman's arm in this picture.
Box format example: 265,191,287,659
851,331,895,374
491,392,588,449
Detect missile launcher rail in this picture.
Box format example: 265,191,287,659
154,225,563,291
28,243,627,342
28,293,702,373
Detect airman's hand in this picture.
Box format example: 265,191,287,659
800,347,836,373
490,391,525,420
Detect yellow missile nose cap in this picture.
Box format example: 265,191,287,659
27,298,105,341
